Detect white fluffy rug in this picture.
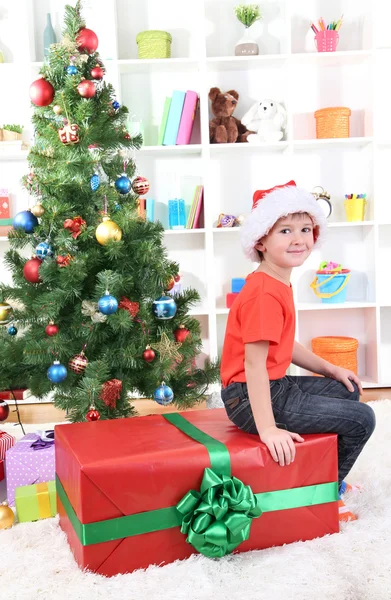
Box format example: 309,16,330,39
1,401,391,600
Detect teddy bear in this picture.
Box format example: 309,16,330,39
209,87,253,143
241,99,287,143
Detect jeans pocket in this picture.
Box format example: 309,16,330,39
270,378,288,411
221,384,256,433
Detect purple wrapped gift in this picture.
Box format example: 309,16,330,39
5,432,55,506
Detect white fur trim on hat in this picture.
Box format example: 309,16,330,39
241,184,327,263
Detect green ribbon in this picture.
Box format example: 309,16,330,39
56,414,338,557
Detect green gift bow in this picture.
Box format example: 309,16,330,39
56,413,338,558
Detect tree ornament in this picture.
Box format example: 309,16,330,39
56,254,73,268
112,100,120,111
69,350,88,374
174,325,191,343
86,407,100,421
77,28,99,53
0,399,10,422
77,79,96,98
95,216,122,245
23,257,42,284
64,216,86,239
81,300,107,323
0,301,13,325
100,379,122,408
98,291,118,315
154,381,174,406
143,346,155,363
119,297,140,318
45,322,59,336
151,332,182,363
31,202,45,217
53,105,62,115
13,209,39,233
91,64,104,79
29,77,55,106
152,295,177,320
47,360,67,383
90,173,100,191
114,175,131,195
174,274,181,282
7,325,17,336
166,277,175,291
58,122,79,145
36,240,54,260
132,176,150,196
0,502,14,530
66,64,78,75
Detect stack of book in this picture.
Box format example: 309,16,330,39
186,185,204,229
0,189,12,236
158,90,199,146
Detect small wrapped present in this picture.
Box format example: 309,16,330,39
55,408,338,577
15,481,56,523
6,431,55,506
0,430,15,460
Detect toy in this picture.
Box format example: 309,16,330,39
241,99,287,143
209,87,253,144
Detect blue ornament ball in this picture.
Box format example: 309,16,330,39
13,210,39,234
115,204,121,211
90,173,100,192
47,360,67,383
7,325,17,336
115,175,131,195
154,383,174,406
36,241,54,260
66,65,78,75
98,293,118,315
152,295,177,320
112,100,120,110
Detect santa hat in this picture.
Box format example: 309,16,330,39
240,180,327,263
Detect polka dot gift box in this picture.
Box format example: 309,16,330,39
5,432,55,507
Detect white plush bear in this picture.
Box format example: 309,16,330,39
241,99,287,143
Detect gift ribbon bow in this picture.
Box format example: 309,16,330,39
64,216,86,239
56,414,338,556
31,429,55,451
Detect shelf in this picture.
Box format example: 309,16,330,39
209,142,289,154
140,145,202,156
118,58,200,73
0,237,10,242
216,308,230,315
293,137,373,150
188,307,209,316
206,54,289,71
0,150,29,161
290,50,372,66
212,227,241,233
164,228,205,235
327,221,375,228
297,301,376,311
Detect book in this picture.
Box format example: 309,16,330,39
192,186,204,229
186,185,203,229
157,97,171,145
163,90,186,146
146,198,155,222
0,188,10,223
176,91,198,145
137,198,146,219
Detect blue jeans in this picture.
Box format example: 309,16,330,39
221,376,376,485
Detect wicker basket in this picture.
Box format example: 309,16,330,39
311,336,358,374
2,129,22,141
136,30,172,59
314,107,351,139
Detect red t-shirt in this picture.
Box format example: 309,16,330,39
220,272,296,387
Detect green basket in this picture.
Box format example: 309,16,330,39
136,30,172,59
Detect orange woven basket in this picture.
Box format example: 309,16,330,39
314,107,351,139
311,336,358,374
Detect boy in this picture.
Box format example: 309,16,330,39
220,181,376,522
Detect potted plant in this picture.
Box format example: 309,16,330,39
234,4,262,56
1,124,23,141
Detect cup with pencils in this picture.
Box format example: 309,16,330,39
344,193,367,222
310,15,343,53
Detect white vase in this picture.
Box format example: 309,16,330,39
235,25,259,56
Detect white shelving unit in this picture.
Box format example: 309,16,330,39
1,0,391,388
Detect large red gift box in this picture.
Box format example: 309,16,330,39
55,408,339,577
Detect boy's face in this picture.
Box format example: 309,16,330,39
255,213,315,267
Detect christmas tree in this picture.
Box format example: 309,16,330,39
0,1,218,422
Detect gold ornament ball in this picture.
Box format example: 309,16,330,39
95,216,122,246
31,202,45,217
53,105,62,115
0,301,13,325
0,502,15,530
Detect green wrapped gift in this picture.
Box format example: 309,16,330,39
15,481,57,523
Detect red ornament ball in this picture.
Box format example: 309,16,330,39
174,274,181,282
91,65,104,79
143,347,156,363
23,257,42,284
132,176,150,196
86,408,100,421
0,399,9,423
166,277,175,291
45,323,59,336
69,352,88,374
29,78,55,107
77,28,99,53
174,325,191,343
77,80,96,98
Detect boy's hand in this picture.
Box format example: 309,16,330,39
327,365,363,395
260,426,304,466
